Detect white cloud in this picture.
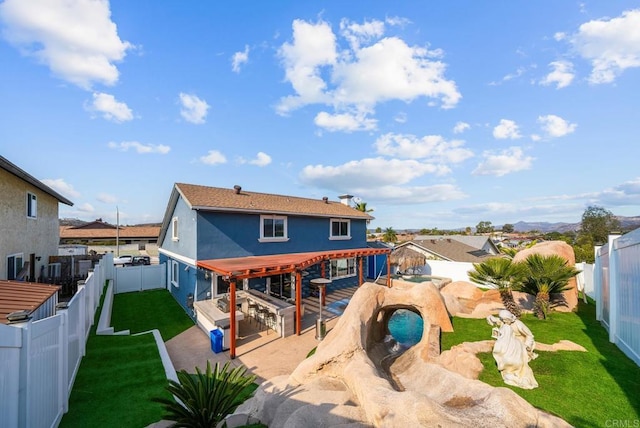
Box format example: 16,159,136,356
97,193,118,204
595,177,640,206
41,178,80,199
570,9,640,84
276,18,461,121
354,184,467,204
314,111,377,132
200,150,227,165
179,93,210,124
87,92,133,122
78,202,94,212
472,147,534,176
493,119,521,139
453,121,470,134
540,60,575,89
300,157,450,192
107,141,170,154
250,152,272,167
554,32,567,41
374,133,473,163
0,0,132,89
231,45,249,73
394,112,407,123
537,114,577,137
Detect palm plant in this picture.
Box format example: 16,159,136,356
153,361,257,428
383,227,397,243
468,257,524,318
355,201,373,213
518,254,581,320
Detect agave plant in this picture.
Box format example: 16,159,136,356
468,257,524,318
153,360,257,428
518,254,581,320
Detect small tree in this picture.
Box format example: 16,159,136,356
580,205,620,245
518,254,581,320
476,221,494,234
468,257,524,318
355,201,373,213
382,227,397,243
153,361,256,427
502,223,515,233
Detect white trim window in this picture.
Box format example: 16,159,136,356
330,218,350,240
171,260,179,287
27,192,37,219
171,217,179,241
260,215,288,242
7,253,24,280
330,258,356,279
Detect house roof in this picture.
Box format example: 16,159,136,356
0,156,73,206
60,224,160,240
402,238,495,263
0,281,60,324
159,182,373,243
198,247,391,280
414,234,500,254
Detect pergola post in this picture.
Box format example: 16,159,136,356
295,271,302,335
358,257,363,286
386,255,391,287
230,279,237,358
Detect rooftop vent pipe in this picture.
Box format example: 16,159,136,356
233,185,242,194
322,196,329,203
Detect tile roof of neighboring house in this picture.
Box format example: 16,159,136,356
60,225,160,239
174,183,373,219
0,281,60,324
0,156,73,206
407,238,496,263
414,234,500,254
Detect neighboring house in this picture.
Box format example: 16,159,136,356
0,156,73,281
413,234,501,256
394,237,496,268
0,280,60,324
59,219,160,247
158,183,391,354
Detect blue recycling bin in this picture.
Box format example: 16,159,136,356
210,329,223,354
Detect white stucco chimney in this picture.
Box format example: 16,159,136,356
339,194,353,206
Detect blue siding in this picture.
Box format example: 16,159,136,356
196,211,369,259
160,253,198,319
160,196,198,260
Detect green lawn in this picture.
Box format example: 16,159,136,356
441,299,640,427
61,288,195,427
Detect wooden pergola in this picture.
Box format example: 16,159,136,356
197,247,391,358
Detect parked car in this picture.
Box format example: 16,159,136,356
113,255,133,266
132,255,151,265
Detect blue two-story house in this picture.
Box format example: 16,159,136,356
158,183,390,356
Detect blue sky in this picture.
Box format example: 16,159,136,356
1,1,639,230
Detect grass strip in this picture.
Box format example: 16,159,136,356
111,289,194,340
441,300,640,426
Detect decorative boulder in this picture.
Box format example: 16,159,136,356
512,241,578,312
234,281,571,427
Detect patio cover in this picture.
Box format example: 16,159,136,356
196,247,391,358
197,247,391,280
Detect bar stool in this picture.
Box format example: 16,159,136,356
265,311,277,334
257,305,270,331
247,301,259,326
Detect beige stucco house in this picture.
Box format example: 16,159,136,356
0,156,73,281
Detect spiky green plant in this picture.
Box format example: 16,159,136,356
468,257,524,318
153,361,257,428
518,254,581,319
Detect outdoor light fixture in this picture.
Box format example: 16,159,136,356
7,310,31,324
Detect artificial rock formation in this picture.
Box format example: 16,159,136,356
234,281,571,427
512,240,579,312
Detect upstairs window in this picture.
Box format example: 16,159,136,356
27,192,37,219
330,218,350,240
171,217,179,241
171,260,179,287
260,215,288,242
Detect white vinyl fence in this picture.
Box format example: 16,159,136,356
0,254,110,428
114,264,166,294
594,230,640,366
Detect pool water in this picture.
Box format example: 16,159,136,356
387,309,424,346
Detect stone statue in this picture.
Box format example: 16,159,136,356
487,310,539,389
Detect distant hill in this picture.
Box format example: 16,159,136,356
510,215,640,233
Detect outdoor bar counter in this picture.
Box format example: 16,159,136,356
194,298,244,338
238,290,296,337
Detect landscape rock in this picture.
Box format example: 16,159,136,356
234,281,571,427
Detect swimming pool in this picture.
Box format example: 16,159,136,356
387,309,424,346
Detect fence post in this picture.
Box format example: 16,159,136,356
608,235,620,344
594,245,603,321
15,317,33,428
56,304,70,413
